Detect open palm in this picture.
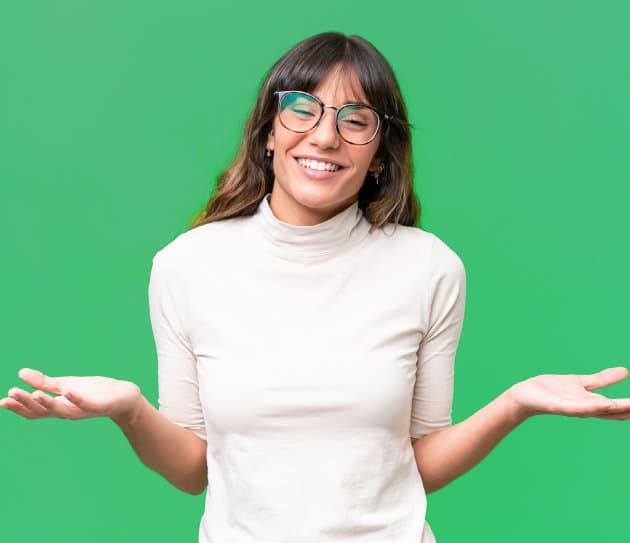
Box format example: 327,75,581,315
0,368,141,421
509,367,630,420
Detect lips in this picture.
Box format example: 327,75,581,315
292,156,345,180
294,157,344,172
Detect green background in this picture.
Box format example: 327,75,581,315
1,1,628,541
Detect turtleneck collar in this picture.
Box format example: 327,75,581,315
253,193,370,262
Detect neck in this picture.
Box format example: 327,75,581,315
268,191,358,226
253,193,368,262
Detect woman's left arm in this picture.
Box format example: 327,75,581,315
412,366,630,494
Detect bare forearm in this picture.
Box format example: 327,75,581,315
412,388,527,494
112,395,208,495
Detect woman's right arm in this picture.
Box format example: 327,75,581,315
0,368,207,495
2,252,209,493
112,394,208,495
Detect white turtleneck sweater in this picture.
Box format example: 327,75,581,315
148,193,466,543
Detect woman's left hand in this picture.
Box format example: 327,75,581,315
508,366,630,420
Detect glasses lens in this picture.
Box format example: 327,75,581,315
278,92,321,132
337,105,380,144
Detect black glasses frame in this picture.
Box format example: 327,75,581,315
273,90,392,145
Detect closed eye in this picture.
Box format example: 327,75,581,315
292,108,316,116
342,119,369,127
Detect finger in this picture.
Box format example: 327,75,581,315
596,411,630,421
557,399,614,417
0,397,39,419
579,367,629,391
32,392,83,419
570,396,630,417
8,388,49,417
17,368,64,395
31,391,58,412
604,398,630,413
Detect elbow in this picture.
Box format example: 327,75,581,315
181,468,208,495
185,484,207,496
423,478,449,495
410,433,450,495
178,434,208,495
177,477,208,495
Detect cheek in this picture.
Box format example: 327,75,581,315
353,149,379,174
272,135,303,171
271,146,294,179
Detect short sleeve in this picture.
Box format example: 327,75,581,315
410,238,466,439
148,251,207,440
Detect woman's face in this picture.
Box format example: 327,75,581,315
266,65,382,226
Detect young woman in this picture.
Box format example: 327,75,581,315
2,32,629,543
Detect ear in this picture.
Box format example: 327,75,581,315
368,156,383,174
266,126,275,152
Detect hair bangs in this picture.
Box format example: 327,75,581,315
270,35,348,94
268,35,397,113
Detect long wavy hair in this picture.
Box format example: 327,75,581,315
189,32,419,230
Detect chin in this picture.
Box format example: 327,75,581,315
294,190,350,213
296,182,357,205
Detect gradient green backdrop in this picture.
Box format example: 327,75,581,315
1,1,629,541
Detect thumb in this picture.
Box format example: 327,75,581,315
580,367,629,391
18,368,64,395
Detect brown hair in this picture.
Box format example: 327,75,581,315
189,32,420,230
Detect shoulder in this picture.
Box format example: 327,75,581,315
371,223,465,276
152,215,251,272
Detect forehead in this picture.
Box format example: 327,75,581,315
309,64,369,105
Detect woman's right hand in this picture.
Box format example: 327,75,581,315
0,368,142,424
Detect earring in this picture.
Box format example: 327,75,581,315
373,163,384,185
266,148,272,157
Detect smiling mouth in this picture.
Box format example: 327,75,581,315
296,158,342,172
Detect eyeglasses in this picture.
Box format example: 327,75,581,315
273,90,391,145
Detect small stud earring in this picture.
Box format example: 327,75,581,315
266,148,272,157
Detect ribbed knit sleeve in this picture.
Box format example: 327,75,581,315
148,250,207,440
410,236,467,439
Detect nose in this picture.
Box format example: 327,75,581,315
308,106,340,149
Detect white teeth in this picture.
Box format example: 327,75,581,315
297,158,340,172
